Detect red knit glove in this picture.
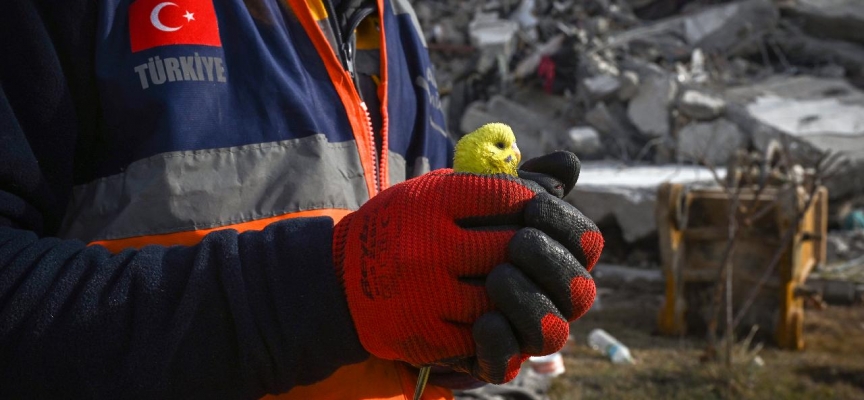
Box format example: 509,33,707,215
333,152,602,383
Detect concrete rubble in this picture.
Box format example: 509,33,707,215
784,0,864,45
627,73,677,138
677,90,726,121
677,119,745,166
422,0,864,267
566,127,604,157
724,76,864,200
608,0,779,58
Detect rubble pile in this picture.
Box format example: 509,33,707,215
420,0,864,266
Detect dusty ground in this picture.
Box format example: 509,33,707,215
550,278,864,400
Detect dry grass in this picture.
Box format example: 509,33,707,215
551,280,864,400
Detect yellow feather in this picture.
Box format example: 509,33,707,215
453,123,521,176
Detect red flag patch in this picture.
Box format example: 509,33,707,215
129,0,222,52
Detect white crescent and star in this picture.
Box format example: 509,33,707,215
150,2,195,32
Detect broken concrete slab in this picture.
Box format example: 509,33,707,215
678,89,726,120
566,162,723,243
682,0,778,53
585,102,642,158
617,70,640,101
725,76,864,200
566,126,604,157
582,74,621,101
628,73,677,138
677,118,746,166
609,0,779,58
592,263,664,283
773,27,864,87
784,0,864,45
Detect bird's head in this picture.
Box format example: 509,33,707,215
453,123,522,176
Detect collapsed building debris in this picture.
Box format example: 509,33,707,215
676,118,745,165
783,0,864,45
677,90,726,121
724,76,864,202
422,0,864,273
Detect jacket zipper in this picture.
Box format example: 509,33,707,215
359,101,379,191
325,0,381,193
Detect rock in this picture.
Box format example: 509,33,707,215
609,0,778,59
585,102,642,157
628,73,677,138
773,26,864,86
566,162,723,243
566,127,604,157
617,70,640,101
725,76,864,200
785,0,864,45
582,74,621,101
678,90,726,120
682,0,778,53
585,103,618,135
511,0,539,29
676,119,746,166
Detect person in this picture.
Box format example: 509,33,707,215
0,0,603,399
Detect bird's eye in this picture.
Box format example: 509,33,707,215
495,142,505,149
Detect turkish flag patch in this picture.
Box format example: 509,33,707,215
129,0,222,52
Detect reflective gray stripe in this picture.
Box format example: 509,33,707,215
390,0,427,48
412,156,431,177
59,135,369,242
388,153,432,185
389,151,407,185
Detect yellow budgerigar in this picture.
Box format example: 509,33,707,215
453,123,521,176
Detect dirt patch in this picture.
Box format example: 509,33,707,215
797,366,864,391
551,279,864,399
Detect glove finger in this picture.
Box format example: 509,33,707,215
486,263,570,356
517,170,565,199
518,151,581,196
509,228,596,321
525,193,604,272
469,311,525,383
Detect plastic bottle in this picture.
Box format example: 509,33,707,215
587,329,635,364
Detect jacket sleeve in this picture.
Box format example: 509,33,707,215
0,221,368,399
0,2,367,399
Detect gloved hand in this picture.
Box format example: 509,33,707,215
333,151,602,383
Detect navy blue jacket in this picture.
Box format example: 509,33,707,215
0,0,452,398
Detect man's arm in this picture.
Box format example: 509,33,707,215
0,2,367,397
0,219,368,399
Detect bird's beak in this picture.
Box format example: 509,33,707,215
512,142,522,163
